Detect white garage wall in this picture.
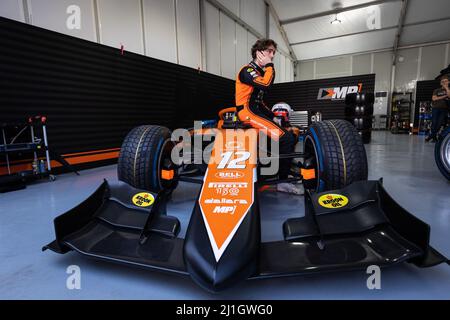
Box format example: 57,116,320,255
220,12,236,79
279,54,286,83
268,10,287,54
239,0,265,36
97,0,144,54
268,9,293,83
0,0,25,22
235,23,248,75
297,61,314,80
217,0,239,16
205,1,221,75
315,56,352,79
295,42,449,99
353,54,371,76
175,0,202,69
1,0,295,82
373,51,392,93
394,47,419,92
29,0,97,42
143,0,177,63
285,56,293,82
272,49,280,83
419,44,447,82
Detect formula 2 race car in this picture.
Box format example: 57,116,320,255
43,107,449,292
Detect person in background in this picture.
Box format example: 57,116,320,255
426,74,450,142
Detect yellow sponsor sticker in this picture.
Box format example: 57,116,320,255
318,194,349,209
132,192,155,207
247,68,254,72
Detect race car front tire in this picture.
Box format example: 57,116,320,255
118,125,177,192
304,119,368,192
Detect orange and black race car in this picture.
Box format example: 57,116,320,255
43,107,449,292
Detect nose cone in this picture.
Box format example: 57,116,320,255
183,202,260,292
184,242,257,292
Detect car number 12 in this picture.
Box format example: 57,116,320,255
217,151,251,169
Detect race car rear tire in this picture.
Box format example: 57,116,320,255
118,125,178,192
435,127,450,180
304,119,368,192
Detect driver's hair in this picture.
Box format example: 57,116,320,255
251,39,277,60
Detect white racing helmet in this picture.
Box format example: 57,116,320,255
272,102,293,122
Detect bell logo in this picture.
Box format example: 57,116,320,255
317,83,362,100
215,172,244,179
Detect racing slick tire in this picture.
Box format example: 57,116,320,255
304,119,368,192
435,127,450,180
118,125,178,192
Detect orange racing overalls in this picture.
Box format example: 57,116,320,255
235,61,295,179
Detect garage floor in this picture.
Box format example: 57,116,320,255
1,131,449,299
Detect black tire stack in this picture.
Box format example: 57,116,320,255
345,92,375,144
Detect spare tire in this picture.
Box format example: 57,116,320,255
118,125,177,192
435,127,450,180
304,119,368,192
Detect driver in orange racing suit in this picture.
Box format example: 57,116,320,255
235,39,302,195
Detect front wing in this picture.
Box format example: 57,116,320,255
43,179,448,291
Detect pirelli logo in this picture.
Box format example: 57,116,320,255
317,83,362,100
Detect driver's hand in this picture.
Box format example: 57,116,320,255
257,51,272,66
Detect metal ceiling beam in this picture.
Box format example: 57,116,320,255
289,16,450,46
279,0,401,25
265,0,297,61
392,0,409,65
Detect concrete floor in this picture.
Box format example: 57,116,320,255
0,131,449,299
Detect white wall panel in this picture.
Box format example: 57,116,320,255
97,0,143,54
235,23,248,75
220,12,236,79
176,0,201,69
394,48,419,92
373,51,392,93
205,1,220,75
240,0,266,36
316,56,351,79
29,0,96,41
273,50,281,83
420,44,446,81
285,58,292,82
268,12,288,54
298,61,314,80
143,0,177,63
447,44,450,67
279,54,286,83
217,0,239,16
352,54,371,75
247,31,257,60
0,0,25,22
